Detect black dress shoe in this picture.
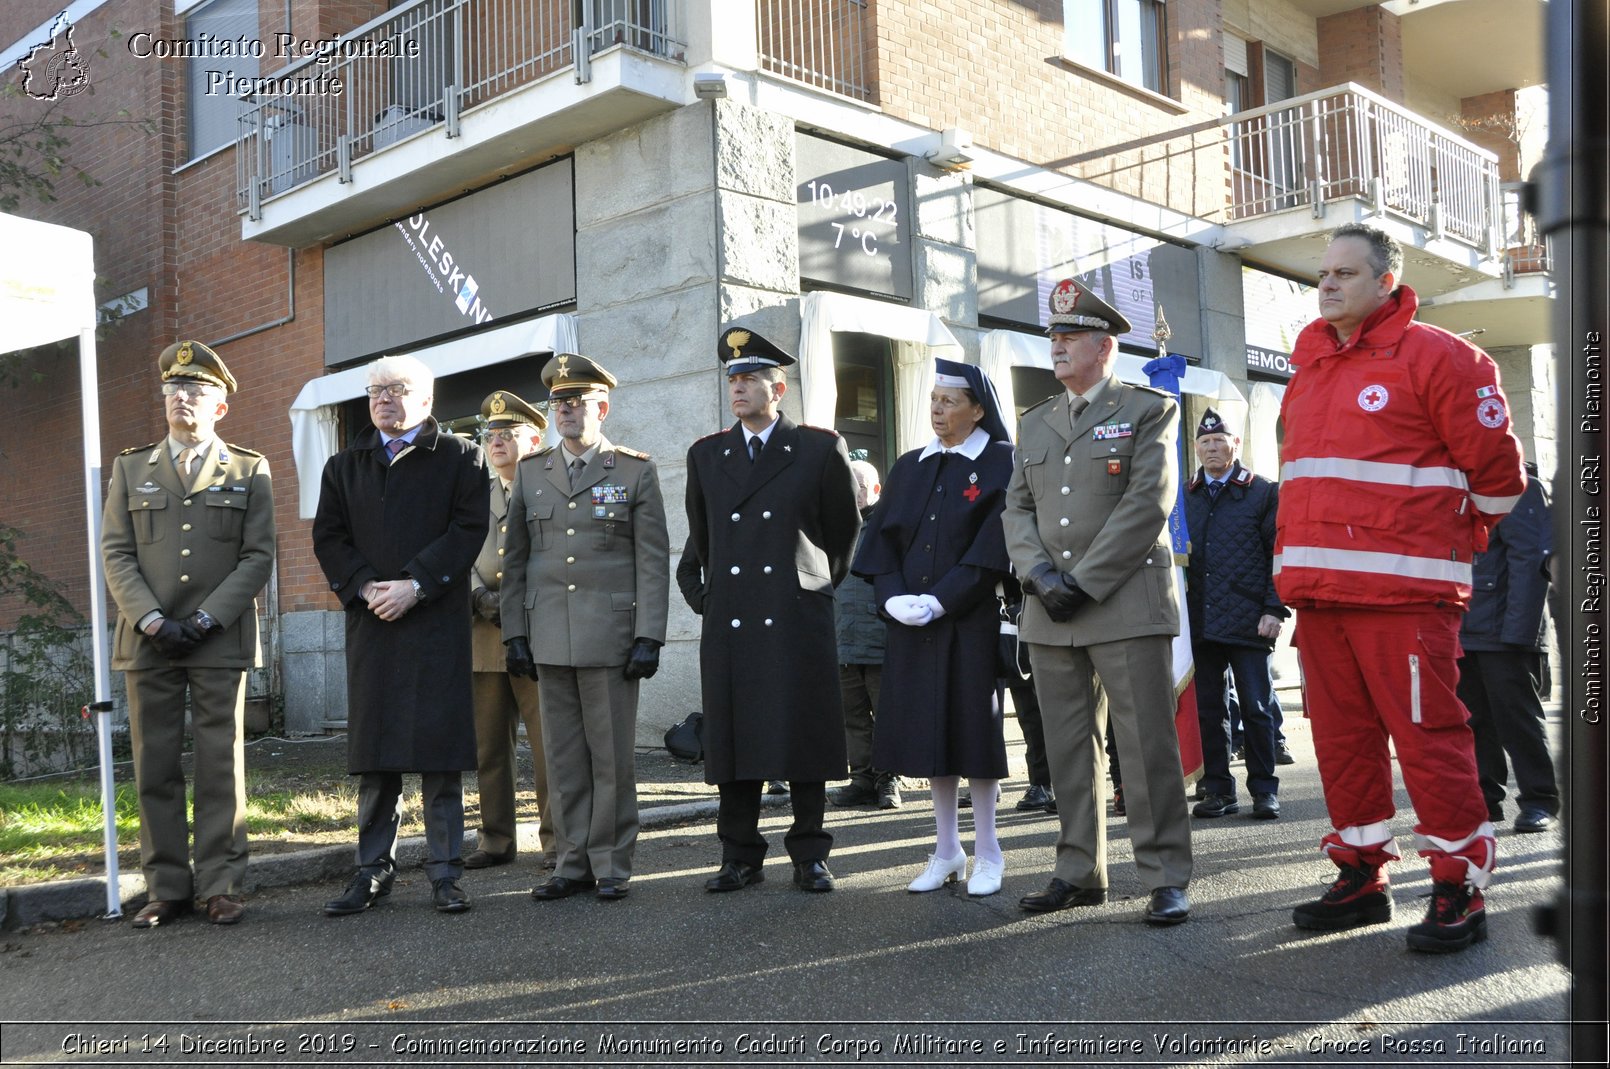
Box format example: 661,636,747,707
1252,793,1281,819
1193,792,1240,817
793,860,835,892
1016,784,1053,811
595,878,630,901
705,861,764,892
1145,886,1190,925
1019,878,1106,913
432,878,470,913
766,780,790,795
324,873,392,917
530,876,596,900
463,847,516,870
829,782,879,807
1514,807,1554,833
131,899,192,929
1276,742,1296,766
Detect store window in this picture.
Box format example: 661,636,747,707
184,0,260,159
1063,0,1169,95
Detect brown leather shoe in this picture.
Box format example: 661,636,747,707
131,899,191,929
205,895,246,925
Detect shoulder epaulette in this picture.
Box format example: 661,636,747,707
693,429,728,444
614,445,651,461
1021,394,1057,417
1127,383,1174,400
800,424,841,438
119,442,160,456
226,443,264,458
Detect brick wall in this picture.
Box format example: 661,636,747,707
871,0,1229,219
1316,5,1403,101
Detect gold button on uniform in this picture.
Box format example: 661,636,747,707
497,548,505,556
500,524,507,533
568,584,576,592
181,523,192,531
181,548,191,557
566,556,575,564
567,528,575,536
179,574,190,582
1061,487,1070,495
1061,551,1072,560
569,502,577,510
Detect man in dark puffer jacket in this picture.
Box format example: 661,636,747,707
1184,409,1288,820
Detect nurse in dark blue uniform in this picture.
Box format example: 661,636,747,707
853,359,1015,896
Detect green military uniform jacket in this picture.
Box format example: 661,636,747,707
470,475,516,672
102,438,276,669
1002,374,1180,643
501,437,670,666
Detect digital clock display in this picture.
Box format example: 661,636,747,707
797,133,913,300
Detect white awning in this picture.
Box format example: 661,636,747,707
799,291,963,455
979,328,1247,440
289,313,577,517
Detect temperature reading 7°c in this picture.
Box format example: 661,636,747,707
806,180,897,257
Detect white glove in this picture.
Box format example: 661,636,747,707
883,595,934,627
916,594,946,620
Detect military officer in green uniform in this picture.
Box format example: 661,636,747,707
101,340,276,928
502,355,670,902
1002,279,1194,926
465,389,555,871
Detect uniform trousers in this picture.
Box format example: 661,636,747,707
1028,635,1192,891
125,666,249,901
471,669,553,859
1003,674,1051,787
1457,650,1560,816
838,663,882,788
1294,607,1487,840
537,665,640,882
1195,640,1279,796
355,771,463,883
717,781,829,867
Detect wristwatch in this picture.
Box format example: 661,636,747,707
409,578,426,602
193,609,221,634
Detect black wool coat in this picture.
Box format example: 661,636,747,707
681,415,861,783
853,441,1013,778
312,418,490,773
1183,460,1285,649
1461,473,1552,652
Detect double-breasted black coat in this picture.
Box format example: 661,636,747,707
681,415,861,783
312,418,490,774
853,437,1014,778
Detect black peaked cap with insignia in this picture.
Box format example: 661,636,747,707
1196,407,1236,439
542,353,617,399
482,389,548,432
719,326,796,376
159,340,237,394
1045,278,1132,337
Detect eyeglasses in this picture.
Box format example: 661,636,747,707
365,382,414,399
161,382,216,398
483,429,519,444
551,397,592,412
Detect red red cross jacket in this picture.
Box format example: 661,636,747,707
1274,286,1526,612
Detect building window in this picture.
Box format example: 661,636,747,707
1064,0,1169,95
185,0,260,159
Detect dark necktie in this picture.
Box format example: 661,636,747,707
1208,480,1222,499
570,456,586,488
749,435,762,463
386,439,406,462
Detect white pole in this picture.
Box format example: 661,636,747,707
77,323,121,919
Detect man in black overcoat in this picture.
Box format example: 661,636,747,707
680,327,861,893
312,354,490,916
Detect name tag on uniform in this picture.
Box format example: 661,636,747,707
1092,423,1133,440
207,485,248,493
592,484,630,505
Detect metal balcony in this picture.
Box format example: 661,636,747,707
235,0,686,241
1222,83,1506,296
756,0,872,103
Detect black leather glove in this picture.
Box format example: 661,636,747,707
149,617,205,659
1026,563,1090,623
623,638,662,681
473,588,501,625
504,637,538,680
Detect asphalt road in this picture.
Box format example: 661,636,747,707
0,717,1576,1069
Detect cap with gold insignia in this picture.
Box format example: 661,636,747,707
542,353,617,400
481,389,548,431
1196,407,1238,439
1045,278,1132,337
159,340,237,394
719,326,796,377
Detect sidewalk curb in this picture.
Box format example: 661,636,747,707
0,794,781,930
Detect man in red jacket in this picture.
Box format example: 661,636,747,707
1276,224,1526,953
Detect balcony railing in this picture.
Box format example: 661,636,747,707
235,0,686,217
1227,84,1503,252
757,0,872,102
